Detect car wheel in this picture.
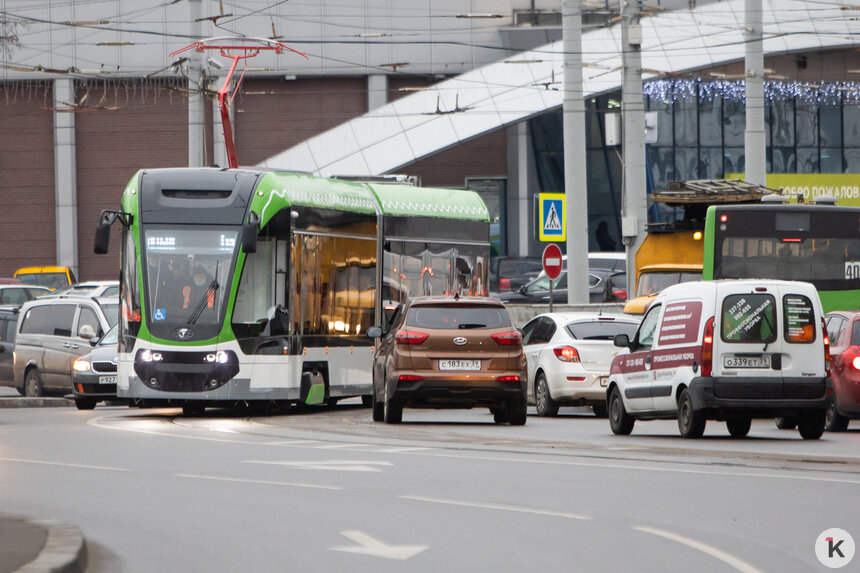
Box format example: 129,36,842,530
726,417,751,438
383,384,402,424
24,369,44,398
492,406,510,424
74,397,97,410
508,400,527,426
798,410,825,440
534,373,559,417
824,400,850,432
592,403,608,418
15,386,25,397
608,387,634,435
361,395,373,408
371,380,384,423
677,388,706,439
774,417,797,430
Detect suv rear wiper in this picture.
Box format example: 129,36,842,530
187,280,219,325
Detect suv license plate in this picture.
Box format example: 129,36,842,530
723,355,770,369
439,360,480,371
99,375,117,384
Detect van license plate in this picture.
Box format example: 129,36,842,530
439,360,480,371
99,375,117,384
723,355,770,369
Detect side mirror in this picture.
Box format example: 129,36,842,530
367,326,383,338
89,336,100,347
613,334,630,348
94,222,111,254
241,222,257,254
79,324,97,340
518,285,527,295
269,306,289,336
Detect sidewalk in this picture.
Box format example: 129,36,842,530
0,514,86,573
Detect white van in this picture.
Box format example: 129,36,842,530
606,280,831,439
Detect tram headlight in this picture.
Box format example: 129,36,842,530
204,351,229,364
139,349,163,362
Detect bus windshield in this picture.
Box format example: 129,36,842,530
142,228,237,326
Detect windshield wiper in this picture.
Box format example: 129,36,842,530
187,280,219,325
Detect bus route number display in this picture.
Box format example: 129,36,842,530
846,261,860,280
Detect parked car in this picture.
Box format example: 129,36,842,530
489,256,543,293
607,279,830,439
0,307,20,388
499,268,627,304
14,266,78,291
12,295,118,396
367,296,528,425
44,280,119,300
522,312,640,417
72,324,119,410
0,284,52,306
0,278,24,285
821,310,860,431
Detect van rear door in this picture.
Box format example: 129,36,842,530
777,286,826,399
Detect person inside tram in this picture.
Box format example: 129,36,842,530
182,264,215,311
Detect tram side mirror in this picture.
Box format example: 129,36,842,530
94,222,111,254
268,306,289,336
613,334,630,348
241,223,257,254
367,326,383,338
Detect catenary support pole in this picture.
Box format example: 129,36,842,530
744,0,766,185
187,0,205,167
53,78,78,277
562,0,589,304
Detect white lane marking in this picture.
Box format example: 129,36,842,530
633,525,764,573
374,447,431,453
0,457,129,472
265,439,321,446
400,495,591,521
315,443,375,450
175,474,341,491
331,530,428,561
245,460,394,472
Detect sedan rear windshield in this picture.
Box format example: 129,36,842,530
406,304,511,330
566,320,638,340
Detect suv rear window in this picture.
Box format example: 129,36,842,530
783,294,816,343
721,294,776,343
566,321,638,340
406,304,511,330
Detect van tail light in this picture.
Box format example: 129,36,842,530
553,346,581,362
701,317,715,377
822,318,831,377
492,331,522,345
395,330,428,345
499,278,511,291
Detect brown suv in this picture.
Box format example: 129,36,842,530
367,296,527,424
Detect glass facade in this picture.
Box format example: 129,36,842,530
528,80,860,252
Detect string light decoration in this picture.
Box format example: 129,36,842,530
643,79,860,106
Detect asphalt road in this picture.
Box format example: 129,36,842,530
1,401,858,572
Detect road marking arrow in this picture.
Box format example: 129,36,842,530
331,530,428,561
244,459,393,472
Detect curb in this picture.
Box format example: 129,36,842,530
2,515,87,573
0,398,74,409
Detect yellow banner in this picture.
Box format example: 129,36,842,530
727,173,860,206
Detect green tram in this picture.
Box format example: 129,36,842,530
96,168,490,411
703,203,860,312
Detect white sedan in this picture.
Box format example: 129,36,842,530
521,312,641,417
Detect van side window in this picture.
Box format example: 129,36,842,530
783,295,816,344
635,304,661,350
721,294,776,343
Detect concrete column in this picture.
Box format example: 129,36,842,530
507,122,533,256
368,74,388,111
53,78,78,277
187,0,205,167
621,0,648,297
562,0,589,304
744,0,766,185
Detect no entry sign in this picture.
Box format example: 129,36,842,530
542,244,563,280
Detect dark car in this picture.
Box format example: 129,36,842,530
499,269,627,304
823,311,860,431
489,256,543,293
367,296,527,425
72,324,119,410
0,307,20,389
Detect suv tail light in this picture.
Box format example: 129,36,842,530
492,331,522,345
499,278,511,290
822,318,831,377
701,317,715,377
399,374,423,381
395,330,428,345
553,346,581,362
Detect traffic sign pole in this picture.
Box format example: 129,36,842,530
542,244,563,313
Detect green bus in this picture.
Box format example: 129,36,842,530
703,203,860,312
95,168,490,412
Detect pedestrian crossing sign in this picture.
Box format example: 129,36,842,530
539,193,565,242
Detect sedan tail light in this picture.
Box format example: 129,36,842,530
492,331,522,345
395,330,428,345
553,346,580,362
844,346,860,370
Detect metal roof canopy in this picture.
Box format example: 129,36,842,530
653,179,782,205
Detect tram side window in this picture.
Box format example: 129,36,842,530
384,241,488,300
233,236,276,325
